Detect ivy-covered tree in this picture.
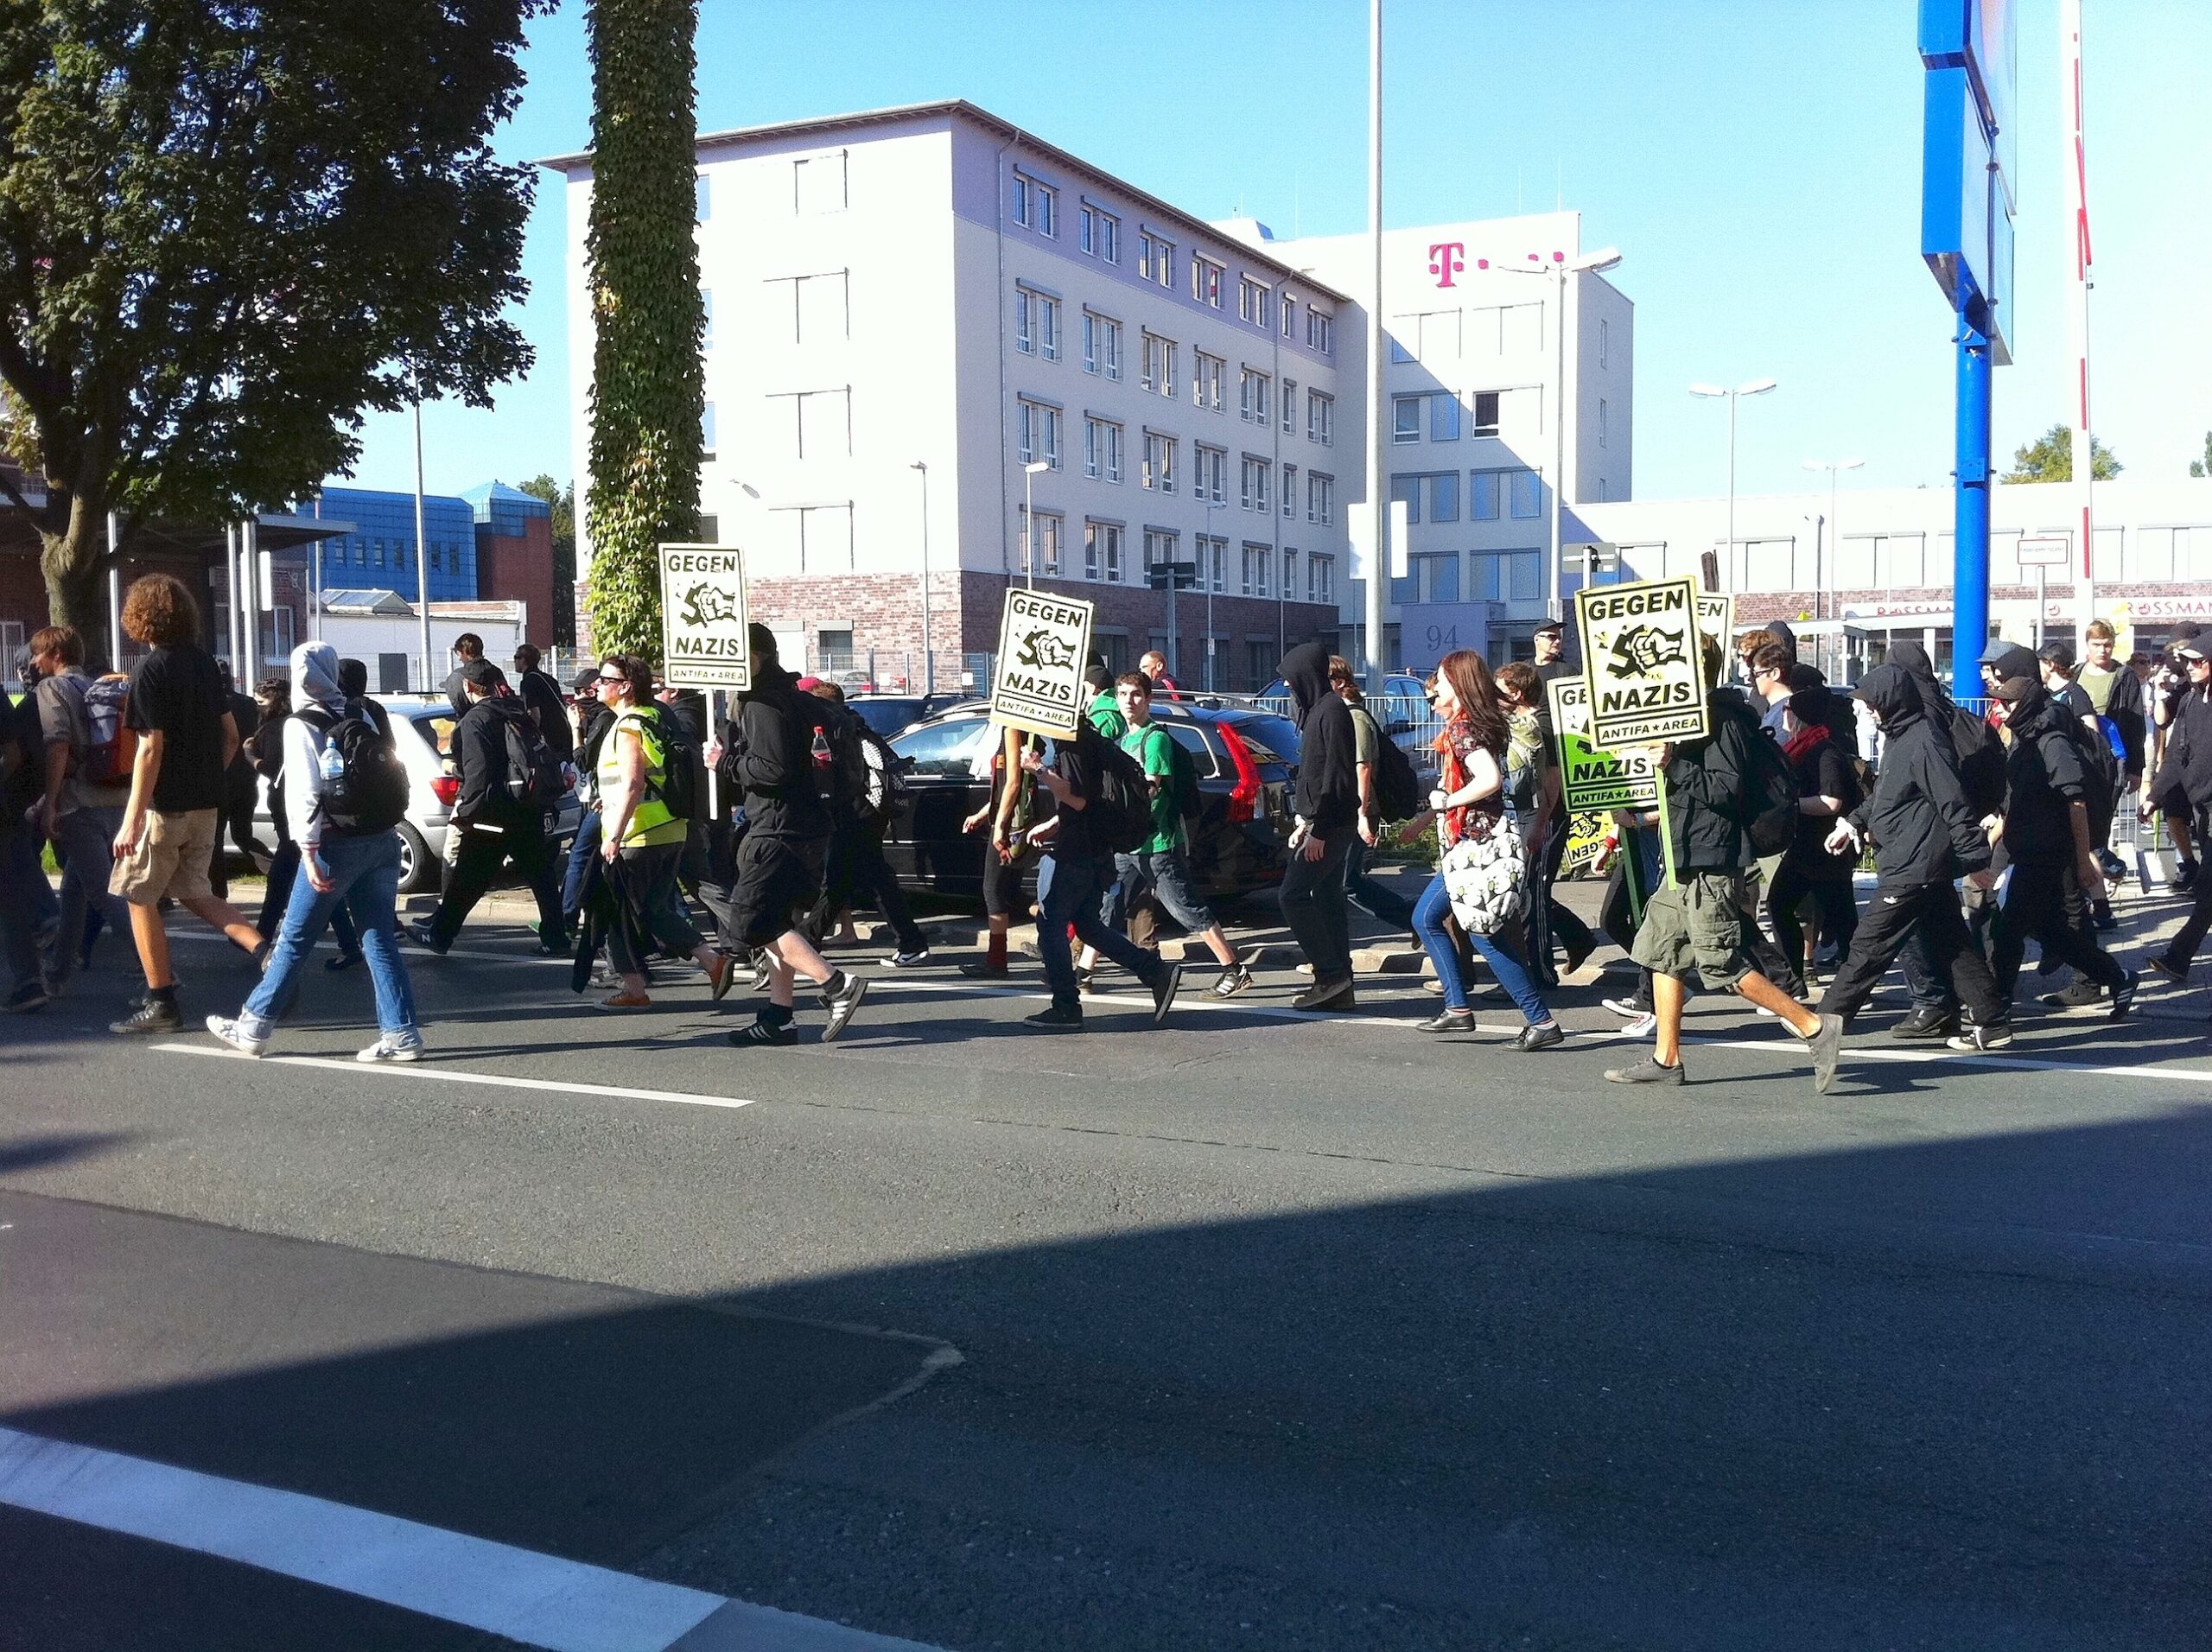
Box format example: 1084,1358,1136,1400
2190,432,2210,479
2002,423,2122,484
516,472,576,646
582,0,703,660
0,2,548,634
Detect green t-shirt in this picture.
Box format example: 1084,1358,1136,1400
1088,691,1128,740
1122,722,1179,853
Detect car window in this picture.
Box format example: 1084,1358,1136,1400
892,716,993,778
1384,691,1427,731
1157,721,1219,777
410,714,458,766
850,699,923,738
1224,715,1300,765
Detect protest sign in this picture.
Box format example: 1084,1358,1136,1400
658,544,750,689
1575,575,1710,749
989,587,1095,739
1696,593,1735,683
1548,676,1660,813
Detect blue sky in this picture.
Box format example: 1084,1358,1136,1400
343,0,2212,506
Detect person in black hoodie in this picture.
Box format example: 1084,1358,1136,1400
1278,641,1361,1009
1815,664,2011,1056
712,624,868,1046
408,658,568,955
1881,640,1979,1039
1606,636,1844,1090
1984,674,2136,1016
2145,639,2212,988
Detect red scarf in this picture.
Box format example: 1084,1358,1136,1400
1782,724,1828,768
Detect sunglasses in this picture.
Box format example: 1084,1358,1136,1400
596,672,626,684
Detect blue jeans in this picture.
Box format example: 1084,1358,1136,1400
49,804,130,985
563,809,602,921
1412,872,1551,1026
1344,837,1414,932
238,831,419,1041
1039,850,1162,1013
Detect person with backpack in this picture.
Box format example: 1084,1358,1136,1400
30,626,133,996
1331,657,1415,935
1,644,58,1011
958,723,1044,981
407,658,569,956
512,643,575,765
1605,636,1847,1090
1277,641,1361,1010
1017,705,1183,1031
1762,684,1862,989
584,654,729,1008
802,678,931,967
711,624,869,1045
204,643,424,1062
2145,640,2212,990
1808,664,2012,1066
1403,651,1561,1049
1081,673,1252,998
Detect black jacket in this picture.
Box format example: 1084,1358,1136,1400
1659,690,1764,875
1999,689,2094,864
2153,683,2212,809
442,664,473,720
451,694,537,828
719,663,829,840
1281,642,1357,832
517,668,574,761
1847,664,1989,883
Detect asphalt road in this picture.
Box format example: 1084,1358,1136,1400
4,884,2211,1650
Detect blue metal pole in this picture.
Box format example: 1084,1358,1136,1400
1951,301,1993,701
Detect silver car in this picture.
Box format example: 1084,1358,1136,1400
250,693,580,894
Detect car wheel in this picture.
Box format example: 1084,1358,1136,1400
394,822,433,895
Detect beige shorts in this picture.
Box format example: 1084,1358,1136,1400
1630,869,1759,992
109,808,218,906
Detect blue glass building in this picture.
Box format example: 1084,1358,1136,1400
298,486,480,602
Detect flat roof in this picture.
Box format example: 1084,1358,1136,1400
538,98,1353,306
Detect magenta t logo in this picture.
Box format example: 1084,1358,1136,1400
1427,242,1465,288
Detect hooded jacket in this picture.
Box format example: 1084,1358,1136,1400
719,660,830,840
2155,679,2212,808
452,691,542,829
1847,664,1990,883
1281,641,1357,831
1999,685,2094,864
1889,641,1952,715
1658,689,1765,874
279,643,347,848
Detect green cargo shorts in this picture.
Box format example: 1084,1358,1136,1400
1630,870,1758,992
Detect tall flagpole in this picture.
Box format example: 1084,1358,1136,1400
1363,0,1386,694
2062,0,2094,645
413,397,433,691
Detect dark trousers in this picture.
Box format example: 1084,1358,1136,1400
2163,868,2212,970
817,823,925,954
429,818,566,948
1818,880,2005,1029
1528,817,1595,985
1343,837,1414,932
1992,861,2126,997
1280,828,1355,983
607,842,703,977
1766,863,1859,986
563,810,602,921
1038,851,1160,1013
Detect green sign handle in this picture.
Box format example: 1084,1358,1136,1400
1652,761,1678,891
1618,816,1646,929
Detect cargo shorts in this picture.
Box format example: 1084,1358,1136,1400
1630,869,1759,992
108,807,217,906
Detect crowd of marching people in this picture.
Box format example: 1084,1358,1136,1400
5,575,2210,1096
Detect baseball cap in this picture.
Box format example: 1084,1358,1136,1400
572,667,599,693
461,658,505,689
1991,676,2039,703
2177,641,2209,664
1532,618,1563,636
1980,642,2038,683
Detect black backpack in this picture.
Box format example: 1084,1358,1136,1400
298,704,409,836
1163,732,1204,834
645,705,702,823
1945,703,2007,819
1086,728,1154,855
500,709,566,812
1737,720,1802,858
1369,720,1422,821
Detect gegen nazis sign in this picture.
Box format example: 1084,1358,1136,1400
1575,575,1710,749
989,587,1094,739
1548,676,1659,813
658,543,750,689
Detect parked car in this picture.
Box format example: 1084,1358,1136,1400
249,693,582,895
881,702,1301,902
847,692,971,740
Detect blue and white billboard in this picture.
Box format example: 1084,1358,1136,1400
1919,0,2017,363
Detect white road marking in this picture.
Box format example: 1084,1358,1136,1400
0,1425,938,1652
150,1043,757,1112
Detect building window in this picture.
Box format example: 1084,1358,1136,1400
767,387,853,459
1510,468,1541,518
1082,311,1122,379
1080,204,1120,263
1307,472,1334,525
1017,399,1061,469
1306,309,1333,354
1238,369,1270,424
1281,378,1296,435
1471,391,1501,437
1282,463,1297,518
702,289,714,351
776,502,855,573
1238,276,1269,327
1086,520,1124,583
1141,332,1175,397
1281,295,1297,338
1193,352,1225,411
1195,445,1226,505
1471,550,1542,602
1599,397,1608,448
1239,457,1270,514
1281,546,1297,595
1197,533,1228,592
1599,317,1609,367
695,172,710,220
794,152,848,213
1144,527,1178,573
1307,390,1334,446
1472,469,1503,521
1012,170,1057,235
1140,232,1173,287
1392,395,1421,444
1020,509,1064,578
1014,289,1033,355
1084,417,1123,482
701,401,716,457
1242,542,1272,597
1308,553,1334,603
1409,551,1460,604
1142,431,1177,493
1014,288,1058,359
1192,255,1224,308
1431,394,1460,442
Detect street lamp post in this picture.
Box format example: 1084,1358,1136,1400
1802,457,1864,633
1022,460,1049,590
911,461,933,695
412,397,432,692
1688,378,1777,596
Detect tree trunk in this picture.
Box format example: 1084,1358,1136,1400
39,503,109,656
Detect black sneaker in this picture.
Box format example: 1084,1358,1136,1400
818,971,868,1043
404,918,448,955
1416,1008,1476,1033
1516,1021,1565,1052
324,950,364,974
1605,1054,1685,1086
1211,963,1254,998
1291,977,1356,1012
1147,963,1184,1027
959,958,1011,980
2146,954,2190,987
1025,1003,1084,1031
2090,903,2119,932
1889,1007,1959,1042
3,979,48,1013
1074,967,1098,996
1602,994,1653,1020
2109,970,2139,1021
111,996,182,1035
887,948,931,968
2039,977,2104,1013
1945,1022,2015,1052
727,1018,798,1047
2176,861,2200,893
250,938,274,974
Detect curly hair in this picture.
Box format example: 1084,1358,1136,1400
121,573,200,647
1495,659,1541,707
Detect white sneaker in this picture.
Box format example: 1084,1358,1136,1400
205,1015,268,1058
357,1030,425,1063
1623,1012,1657,1039
886,948,931,968
1602,995,1651,1020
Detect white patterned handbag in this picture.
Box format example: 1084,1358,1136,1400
1440,810,1529,937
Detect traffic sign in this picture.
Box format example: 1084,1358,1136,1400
2016,534,2070,568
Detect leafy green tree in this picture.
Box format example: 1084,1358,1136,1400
581,0,703,660
516,473,576,646
0,3,549,633
2002,423,2122,484
2190,432,2210,479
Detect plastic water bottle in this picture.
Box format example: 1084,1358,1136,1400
319,737,344,785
